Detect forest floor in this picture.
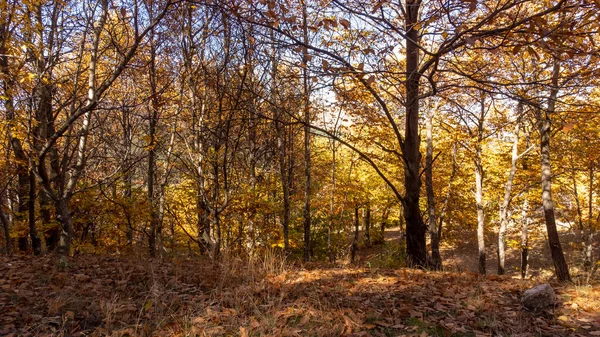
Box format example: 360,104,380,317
1,246,599,337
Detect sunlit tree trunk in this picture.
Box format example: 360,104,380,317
537,59,570,282
438,142,458,244
328,142,336,260
498,109,522,275
474,96,486,275
585,166,594,272
425,108,441,270
351,203,359,263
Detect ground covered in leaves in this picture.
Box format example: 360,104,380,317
1,254,599,337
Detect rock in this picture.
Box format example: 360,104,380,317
521,283,556,311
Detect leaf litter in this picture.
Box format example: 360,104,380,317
1,255,599,336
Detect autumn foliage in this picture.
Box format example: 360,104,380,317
1,0,600,335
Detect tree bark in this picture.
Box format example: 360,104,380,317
403,0,427,268
1,13,32,253
351,204,359,263
475,96,486,275
301,1,312,262
438,143,458,243
0,195,11,256
364,202,371,248
146,6,160,257
521,200,529,279
475,149,486,275
28,172,41,255
498,111,522,275
537,59,571,282
328,142,336,260
585,166,594,271
425,108,441,270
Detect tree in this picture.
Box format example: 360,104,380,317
241,0,571,267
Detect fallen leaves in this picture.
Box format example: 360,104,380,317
0,255,599,337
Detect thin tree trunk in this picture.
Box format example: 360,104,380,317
570,161,588,271
1,17,31,253
538,59,571,282
475,150,486,275
380,206,390,244
425,108,441,270
122,108,134,246
364,202,371,248
28,172,41,255
0,195,11,255
329,143,336,261
520,200,530,279
351,204,359,263
475,97,486,275
585,166,594,271
58,0,107,255
147,7,160,257
498,112,522,275
301,1,311,262
438,142,458,242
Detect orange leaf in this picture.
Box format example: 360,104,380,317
339,18,351,29
365,75,375,85
562,122,576,132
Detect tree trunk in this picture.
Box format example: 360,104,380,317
403,0,427,268
147,13,160,258
28,172,41,255
301,1,311,262
39,190,58,251
537,59,571,282
379,206,389,244
0,195,11,256
520,200,529,279
351,204,359,263
438,143,458,244
475,149,486,275
425,108,441,270
1,26,31,253
584,166,594,271
328,143,336,261
56,198,73,256
364,203,371,248
498,113,522,274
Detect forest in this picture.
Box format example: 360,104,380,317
1,0,599,336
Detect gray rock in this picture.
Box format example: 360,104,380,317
521,283,556,311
